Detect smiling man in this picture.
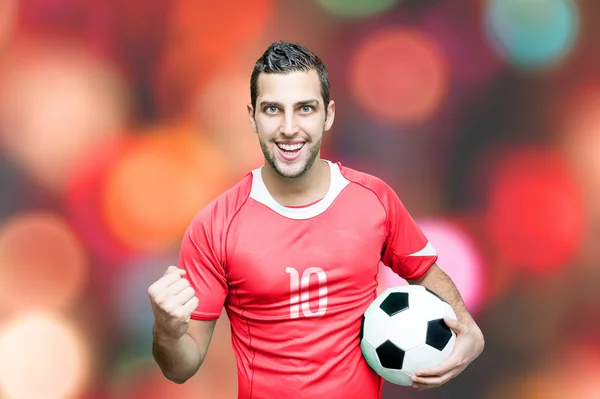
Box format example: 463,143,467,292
149,41,484,399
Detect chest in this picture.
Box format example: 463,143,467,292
224,202,386,316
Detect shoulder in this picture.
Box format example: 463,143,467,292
337,162,397,205
188,173,253,234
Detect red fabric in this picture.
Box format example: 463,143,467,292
179,163,436,399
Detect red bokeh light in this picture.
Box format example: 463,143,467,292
349,28,448,125
17,0,112,55
486,148,584,274
65,136,138,263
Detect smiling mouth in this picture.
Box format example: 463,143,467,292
275,142,305,160
277,142,304,152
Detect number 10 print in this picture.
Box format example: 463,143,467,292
285,267,328,319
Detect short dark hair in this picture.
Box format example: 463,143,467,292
250,41,330,113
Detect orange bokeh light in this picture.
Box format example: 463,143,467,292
194,72,263,180
0,41,129,193
0,312,91,399
101,125,229,253
349,28,448,125
560,87,600,202
486,148,584,274
0,0,16,50
155,0,275,118
0,212,89,311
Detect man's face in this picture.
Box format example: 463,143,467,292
248,70,335,179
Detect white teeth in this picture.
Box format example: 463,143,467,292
277,143,304,151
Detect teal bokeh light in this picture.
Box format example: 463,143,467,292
314,0,399,19
484,0,579,69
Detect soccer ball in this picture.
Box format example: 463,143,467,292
359,285,457,386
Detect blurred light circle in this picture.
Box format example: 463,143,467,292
65,136,138,263
0,42,129,193
561,89,600,201
155,0,274,118
379,219,486,314
349,28,448,125
194,73,263,180
486,148,584,274
0,212,88,311
101,126,228,253
18,0,112,56
0,312,90,399
484,0,579,69
314,0,399,19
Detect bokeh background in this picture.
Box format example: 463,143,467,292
0,0,599,398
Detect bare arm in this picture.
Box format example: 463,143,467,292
152,319,217,384
408,263,481,332
407,263,485,389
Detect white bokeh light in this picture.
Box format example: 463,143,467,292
0,313,90,399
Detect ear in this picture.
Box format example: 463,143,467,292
247,103,257,133
324,100,335,132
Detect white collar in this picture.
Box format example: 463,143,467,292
249,160,350,219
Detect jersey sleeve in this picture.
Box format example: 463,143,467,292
178,203,229,321
379,184,437,280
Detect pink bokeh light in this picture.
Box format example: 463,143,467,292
379,218,487,314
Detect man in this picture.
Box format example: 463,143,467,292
149,41,484,398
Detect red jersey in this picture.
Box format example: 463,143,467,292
179,161,437,399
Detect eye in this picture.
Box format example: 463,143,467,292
300,105,313,113
265,106,279,114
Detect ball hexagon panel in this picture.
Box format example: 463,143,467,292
387,309,427,351
401,336,456,376
426,319,453,351
362,305,393,348
379,291,409,316
407,288,447,321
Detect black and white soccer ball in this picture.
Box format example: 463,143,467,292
359,285,457,386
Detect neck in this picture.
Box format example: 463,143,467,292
261,158,330,207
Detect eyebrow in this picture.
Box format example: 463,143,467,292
259,99,320,108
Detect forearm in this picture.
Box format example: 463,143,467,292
409,264,476,327
152,327,203,384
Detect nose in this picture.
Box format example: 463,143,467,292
280,113,300,136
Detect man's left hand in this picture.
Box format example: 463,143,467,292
410,316,484,390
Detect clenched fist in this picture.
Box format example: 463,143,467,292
149,266,199,340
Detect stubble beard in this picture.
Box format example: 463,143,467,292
259,135,322,179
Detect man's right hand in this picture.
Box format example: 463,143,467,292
148,266,199,340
